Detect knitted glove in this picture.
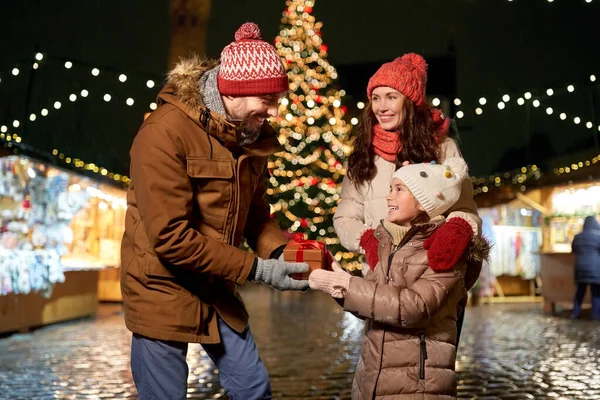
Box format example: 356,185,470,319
253,254,310,291
309,262,351,298
423,218,473,272
359,229,379,270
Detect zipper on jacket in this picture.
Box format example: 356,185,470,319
419,332,428,380
228,156,241,244
372,226,418,398
199,108,213,159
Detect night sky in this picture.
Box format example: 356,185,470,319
2,0,600,177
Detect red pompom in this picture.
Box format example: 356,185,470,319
400,53,428,74
234,22,261,41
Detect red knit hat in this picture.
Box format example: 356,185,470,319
218,22,288,96
367,53,428,107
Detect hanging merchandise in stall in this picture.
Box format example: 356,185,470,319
547,184,600,252
480,202,543,278
0,154,125,298
476,200,543,299
489,226,542,279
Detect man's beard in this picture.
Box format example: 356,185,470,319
238,116,263,146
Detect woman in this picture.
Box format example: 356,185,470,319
333,53,483,342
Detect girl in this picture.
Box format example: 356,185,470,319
311,158,489,399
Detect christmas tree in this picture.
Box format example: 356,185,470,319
267,0,360,271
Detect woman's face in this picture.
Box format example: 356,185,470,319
371,86,405,131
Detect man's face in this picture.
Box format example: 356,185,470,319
226,92,286,135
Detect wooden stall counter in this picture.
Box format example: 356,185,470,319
98,266,122,302
540,252,589,313
0,269,99,335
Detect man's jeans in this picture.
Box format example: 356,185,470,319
131,317,271,399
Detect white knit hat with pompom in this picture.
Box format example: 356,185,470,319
392,157,469,218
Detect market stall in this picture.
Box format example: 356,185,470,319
476,194,543,302
0,154,125,333
538,182,599,312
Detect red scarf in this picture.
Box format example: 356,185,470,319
372,124,401,163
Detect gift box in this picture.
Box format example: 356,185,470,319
283,234,329,280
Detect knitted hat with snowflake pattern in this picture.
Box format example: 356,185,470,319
218,22,288,96
392,157,469,218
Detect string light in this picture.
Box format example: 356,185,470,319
446,75,595,121
554,153,600,176
473,164,541,196
0,50,139,187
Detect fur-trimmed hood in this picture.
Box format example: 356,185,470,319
155,55,280,154
163,55,219,113
464,234,491,290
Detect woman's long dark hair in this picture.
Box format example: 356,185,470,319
346,98,455,187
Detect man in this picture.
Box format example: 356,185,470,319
120,22,309,400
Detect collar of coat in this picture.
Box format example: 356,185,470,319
377,216,446,246
375,215,490,268
155,55,281,157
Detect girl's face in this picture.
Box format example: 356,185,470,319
371,86,405,131
386,178,424,226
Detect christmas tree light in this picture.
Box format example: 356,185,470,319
268,0,360,269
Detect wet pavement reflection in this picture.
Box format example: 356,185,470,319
1,284,599,399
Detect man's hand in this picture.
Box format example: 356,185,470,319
253,255,310,291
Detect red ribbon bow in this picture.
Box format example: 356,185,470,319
291,233,326,262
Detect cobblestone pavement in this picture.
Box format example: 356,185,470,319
1,284,599,399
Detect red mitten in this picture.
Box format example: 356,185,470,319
360,229,379,270
423,218,473,272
